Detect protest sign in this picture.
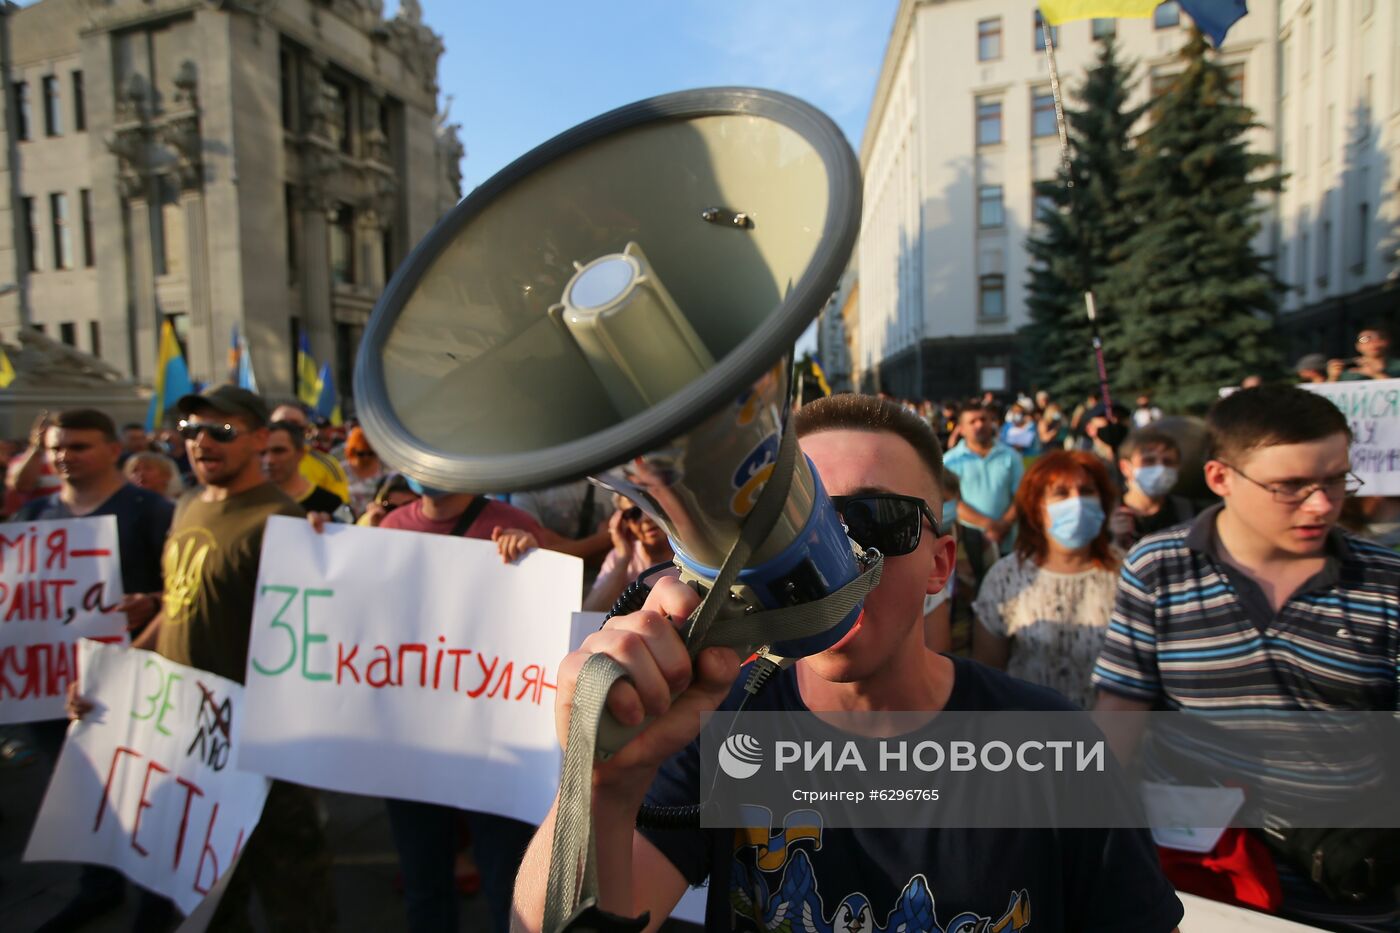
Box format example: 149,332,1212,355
26,640,269,915
1301,378,1400,495
0,515,126,723
240,517,583,825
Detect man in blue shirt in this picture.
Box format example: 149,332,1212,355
942,403,1024,584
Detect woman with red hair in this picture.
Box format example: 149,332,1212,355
341,426,386,518
971,450,1120,708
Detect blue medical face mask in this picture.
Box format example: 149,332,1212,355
1046,496,1105,551
1134,464,1179,499
404,476,450,499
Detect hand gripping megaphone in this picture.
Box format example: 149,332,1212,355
353,88,879,930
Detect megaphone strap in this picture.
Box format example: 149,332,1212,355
548,423,802,932
699,555,883,650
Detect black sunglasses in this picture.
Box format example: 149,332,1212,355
829,494,940,557
622,506,644,522
177,419,241,443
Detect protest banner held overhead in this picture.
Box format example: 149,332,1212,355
239,517,583,825
25,640,269,916
1301,377,1400,496
0,516,127,723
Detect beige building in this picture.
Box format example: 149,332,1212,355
855,0,1286,398
0,0,462,409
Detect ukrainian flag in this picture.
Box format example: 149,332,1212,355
0,344,16,389
313,362,343,426
1038,1,1159,25
146,320,194,431
296,332,321,409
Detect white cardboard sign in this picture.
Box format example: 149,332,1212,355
239,517,582,825
0,515,127,723
25,640,269,915
1301,377,1400,495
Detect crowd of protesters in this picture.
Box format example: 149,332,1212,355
0,321,1397,932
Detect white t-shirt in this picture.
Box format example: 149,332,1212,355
972,552,1118,709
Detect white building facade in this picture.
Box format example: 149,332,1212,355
855,0,1286,399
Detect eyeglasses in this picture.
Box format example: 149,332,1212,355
348,450,376,460
621,506,643,522
177,420,241,443
1222,463,1365,504
829,493,941,557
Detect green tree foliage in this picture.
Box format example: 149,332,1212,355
1023,37,1142,403
1103,30,1284,411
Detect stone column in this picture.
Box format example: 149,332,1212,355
182,188,215,380
127,190,159,382
298,190,335,372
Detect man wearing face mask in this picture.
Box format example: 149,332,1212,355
1109,429,1195,551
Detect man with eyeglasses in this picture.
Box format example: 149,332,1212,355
1094,384,1400,930
69,385,338,930
514,394,1185,933
1329,323,1400,382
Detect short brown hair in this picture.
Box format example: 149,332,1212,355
794,393,944,490
1119,427,1181,462
1207,385,1350,464
53,408,117,442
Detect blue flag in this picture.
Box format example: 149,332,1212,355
1179,0,1248,47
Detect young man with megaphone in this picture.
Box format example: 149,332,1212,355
514,394,1184,933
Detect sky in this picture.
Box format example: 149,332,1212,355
408,0,901,355
413,0,901,194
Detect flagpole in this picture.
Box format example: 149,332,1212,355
1040,18,1120,427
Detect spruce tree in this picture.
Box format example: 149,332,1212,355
1103,30,1283,412
1023,37,1142,404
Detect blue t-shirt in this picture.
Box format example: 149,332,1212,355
16,483,173,595
641,656,1183,933
942,442,1024,524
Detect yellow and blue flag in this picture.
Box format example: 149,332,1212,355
146,319,193,430
1038,1,1159,25
0,344,15,389
313,362,342,426
296,332,321,409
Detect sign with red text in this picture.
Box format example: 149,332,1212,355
239,517,582,824
0,516,127,723
25,640,269,915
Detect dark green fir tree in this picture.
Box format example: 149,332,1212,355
1103,30,1284,412
1022,36,1142,404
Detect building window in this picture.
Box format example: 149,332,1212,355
978,18,1002,61
1033,185,1057,226
42,76,60,136
1318,217,1331,286
1355,201,1370,272
979,274,1006,318
330,204,354,285
1224,63,1245,101
31,323,44,335
21,196,37,271
1297,227,1310,287
1091,18,1116,39
323,79,352,154
50,192,72,269
1034,11,1059,51
1154,2,1180,29
976,98,1003,146
79,189,94,267
14,81,29,141
89,321,100,358
978,185,1005,228
285,185,299,282
280,49,297,131
1032,90,1057,137
59,322,75,346
71,71,85,132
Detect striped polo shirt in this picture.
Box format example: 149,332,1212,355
1094,503,1400,711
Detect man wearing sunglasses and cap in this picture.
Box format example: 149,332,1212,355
515,394,1183,933
68,384,337,930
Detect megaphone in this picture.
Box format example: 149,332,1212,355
356,84,872,659
356,87,875,932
